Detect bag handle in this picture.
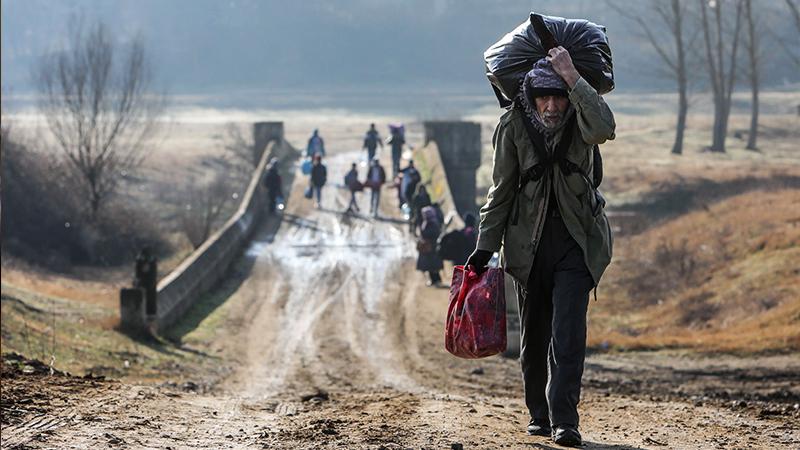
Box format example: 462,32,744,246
450,265,478,342
456,266,472,305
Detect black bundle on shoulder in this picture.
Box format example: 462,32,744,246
484,12,614,108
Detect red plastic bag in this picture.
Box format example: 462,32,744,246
445,265,507,359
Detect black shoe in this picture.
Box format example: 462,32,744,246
526,418,551,436
552,425,582,447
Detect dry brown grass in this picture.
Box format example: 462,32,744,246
0,259,124,309
591,189,800,353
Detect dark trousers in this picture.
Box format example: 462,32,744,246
370,188,380,214
268,192,278,213
347,191,359,212
312,185,322,204
515,210,594,427
428,270,441,284
391,147,401,176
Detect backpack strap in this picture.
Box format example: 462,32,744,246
510,107,578,225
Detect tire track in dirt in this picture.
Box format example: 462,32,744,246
240,152,418,396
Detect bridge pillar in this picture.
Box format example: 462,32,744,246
253,122,284,162
119,288,148,335
423,121,482,217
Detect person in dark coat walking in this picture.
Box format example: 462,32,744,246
399,160,421,206
306,129,325,158
344,163,361,213
387,124,406,177
409,184,431,234
362,123,383,163
263,158,283,213
309,154,327,209
365,158,387,217
416,205,444,286
467,50,615,447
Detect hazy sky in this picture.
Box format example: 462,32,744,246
2,0,798,110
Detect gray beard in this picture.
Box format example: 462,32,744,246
531,106,574,137
517,83,574,137
540,113,565,129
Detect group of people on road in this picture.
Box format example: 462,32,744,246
343,158,387,217
261,125,478,288
298,125,404,218
414,202,478,287
361,123,406,177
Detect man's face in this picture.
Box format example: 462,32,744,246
534,95,570,129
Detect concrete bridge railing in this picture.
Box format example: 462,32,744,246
120,122,293,334
411,140,464,229
423,121,482,217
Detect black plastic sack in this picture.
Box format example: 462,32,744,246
484,12,614,107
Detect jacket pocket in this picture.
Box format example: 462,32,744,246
573,170,604,218
591,189,607,217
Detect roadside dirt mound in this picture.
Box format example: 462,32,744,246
595,189,800,352
1,352,115,447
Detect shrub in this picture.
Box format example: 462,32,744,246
1,126,166,268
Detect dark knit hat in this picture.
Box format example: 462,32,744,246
523,58,568,99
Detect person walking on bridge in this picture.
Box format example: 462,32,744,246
263,157,283,213
344,163,362,214
409,184,431,235
387,123,406,177
399,159,421,207
362,123,383,163
416,205,444,287
309,154,327,209
365,158,387,218
306,129,326,158
467,49,615,447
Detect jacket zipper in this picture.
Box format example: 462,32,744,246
529,169,551,258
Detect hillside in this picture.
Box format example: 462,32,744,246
593,189,800,353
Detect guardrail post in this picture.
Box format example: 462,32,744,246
119,288,147,334
253,122,284,162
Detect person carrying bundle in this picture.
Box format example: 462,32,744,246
470,13,616,446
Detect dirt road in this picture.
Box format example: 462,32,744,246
2,151,798,449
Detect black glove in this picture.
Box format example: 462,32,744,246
465,249,493,274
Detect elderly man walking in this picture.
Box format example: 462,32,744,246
467,47,615,447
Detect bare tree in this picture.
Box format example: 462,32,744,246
223,123,259,169
35,20,162,219
178,173,236,249
743,0,761,150
699,0,744,152
779,0,800,65
787,0,800,28
608,0,695,155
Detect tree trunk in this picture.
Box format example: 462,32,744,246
710,99,726,152
672,76,688,155
747,75,759,150
718,99,732,152
671,0,687,155
703,0,743,153
745,0,759,151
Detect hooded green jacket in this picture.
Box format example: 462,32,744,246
476,77,615,286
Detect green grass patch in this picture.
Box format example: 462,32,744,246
0,283,213,382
